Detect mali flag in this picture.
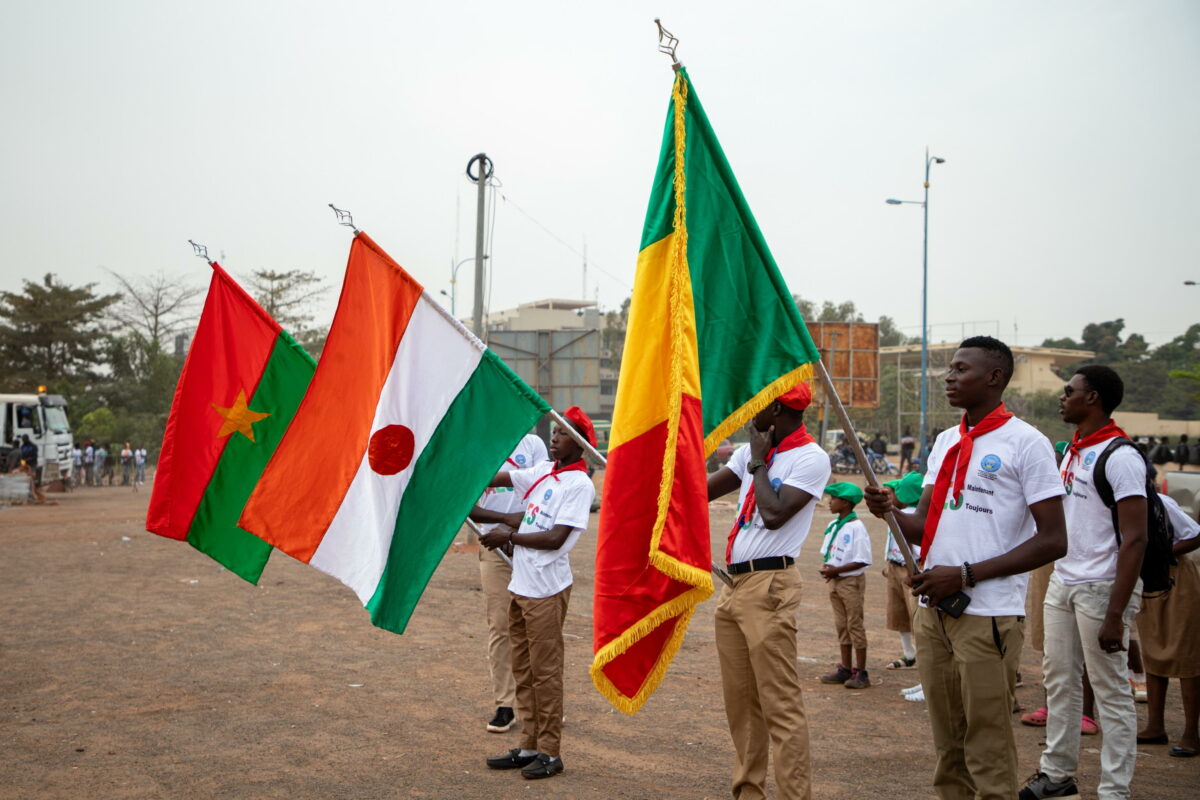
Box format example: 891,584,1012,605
239,233,549,634
590,67,822,713
146,262,316,583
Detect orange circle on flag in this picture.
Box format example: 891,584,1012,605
368,425,415,475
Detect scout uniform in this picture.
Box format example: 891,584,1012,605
1037,422,1145,798
819,482,873,687
476,433,548,731
882,472,923,667
715,384,830,800
918,405,1064,800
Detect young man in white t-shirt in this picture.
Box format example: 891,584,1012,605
1022,366,1147,800
707,383,831,800
817,481,873,689
469,432,548,733
865,336,1067,800
476,408,595,781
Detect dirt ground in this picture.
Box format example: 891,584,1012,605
2,473,1196,799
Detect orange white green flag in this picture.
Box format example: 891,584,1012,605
590,67,822,713
239,232,549,634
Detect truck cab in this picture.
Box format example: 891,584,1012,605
0,392,74,484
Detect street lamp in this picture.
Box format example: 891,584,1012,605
447,256,486,316
886,147,945,473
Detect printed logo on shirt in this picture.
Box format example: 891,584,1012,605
946,494,965,511
514,454,527,466
1062,470,1075,495
842,533,851,544
980,454,1002,473
770,477,782,490
524,503,539,525
1083,451,1097,470
543,488,554,502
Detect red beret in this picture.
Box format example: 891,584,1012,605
562,406,597,447
777,383,812,411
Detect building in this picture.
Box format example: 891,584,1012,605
482,298,600,332
880,343,1094,395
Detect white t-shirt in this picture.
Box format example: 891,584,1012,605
1161,493,1200,542
1056,437,1147,584
819,516,872,577
885,509,921,564
506,461,595,599
726,440,831,563
134,448,147,466
922,416,1065,616
476,434,548,533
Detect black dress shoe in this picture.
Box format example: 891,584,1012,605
486,749,537,770
521,753,564,779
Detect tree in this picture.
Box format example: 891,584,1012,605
105,269,203,348
0,274,119,391
243,269,328,356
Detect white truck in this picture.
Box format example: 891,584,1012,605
1162,470,1200,523
1,391,74,486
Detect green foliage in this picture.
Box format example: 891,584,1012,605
77,407,117,444
0,274,119,391
244,269,327,358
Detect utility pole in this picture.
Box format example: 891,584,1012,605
582,237,588,300
467,153,493,337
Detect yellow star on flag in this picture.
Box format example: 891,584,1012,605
212,390,270,443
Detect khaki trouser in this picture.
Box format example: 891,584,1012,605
883,561,917,633
1025,562,1054,652
914,607,1023,800
714,568,811,800
828,573,867,649
479,545,517,708
510,586,570,758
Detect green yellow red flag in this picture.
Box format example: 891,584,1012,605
590,67,822,713
146,262,315,583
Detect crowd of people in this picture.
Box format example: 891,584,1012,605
70,441,147,488
467,336,1198,800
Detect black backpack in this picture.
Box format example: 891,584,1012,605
1093,437,1176,595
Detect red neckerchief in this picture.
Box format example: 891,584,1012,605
921,403,1014,561
522,458,588,501
506,457,519,467
1061,420,1129,478
725,425,816,563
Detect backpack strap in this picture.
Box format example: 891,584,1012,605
1093,436,1145,546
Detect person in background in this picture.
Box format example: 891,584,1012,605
1176,435,1191,472
134,445,147,486
818,481,873,690
881,471,923,680
120,442,133,486
899,427,916,473
1136,493,1200,758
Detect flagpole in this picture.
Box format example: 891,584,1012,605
814,359,922,576
463,517,514,568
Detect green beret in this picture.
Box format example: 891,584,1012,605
824,481,864,505
883,471,924,507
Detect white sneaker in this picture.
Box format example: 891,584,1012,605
900,683,923,695
904,687,925,702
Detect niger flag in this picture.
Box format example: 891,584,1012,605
146,263,315,583
591,67,821,713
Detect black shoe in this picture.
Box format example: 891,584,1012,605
486,749,537,770
486,706,516,732
1018,771,1080,799
820,665,852,684
521,753,564,779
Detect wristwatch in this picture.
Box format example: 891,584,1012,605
748,459,767,474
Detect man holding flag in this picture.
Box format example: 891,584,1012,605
865,336,1067,800
706,384,829,800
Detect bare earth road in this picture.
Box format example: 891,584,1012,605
2,475,1195,799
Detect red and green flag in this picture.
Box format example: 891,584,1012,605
590,67,822,713
146,263,315,583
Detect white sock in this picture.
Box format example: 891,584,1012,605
901,683,923,695
1131,672,1145,683
518,749,537,757
900,633,916,661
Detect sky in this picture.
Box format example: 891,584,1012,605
2,1,1198,348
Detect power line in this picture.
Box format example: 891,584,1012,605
496,191,631,292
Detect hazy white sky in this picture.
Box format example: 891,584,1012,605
2,1,1198,347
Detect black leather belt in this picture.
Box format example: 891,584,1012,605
726,556,795,575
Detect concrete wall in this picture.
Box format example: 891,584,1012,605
1111,411,1200,438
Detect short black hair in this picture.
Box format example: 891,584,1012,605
1075,365,1124,415
959,336,1014,385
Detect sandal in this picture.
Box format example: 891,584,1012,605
886,656,917,670
1019,707,1048,727
1081,715,1099,735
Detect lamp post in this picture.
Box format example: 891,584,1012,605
446,256,483,317
886,147,945,473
